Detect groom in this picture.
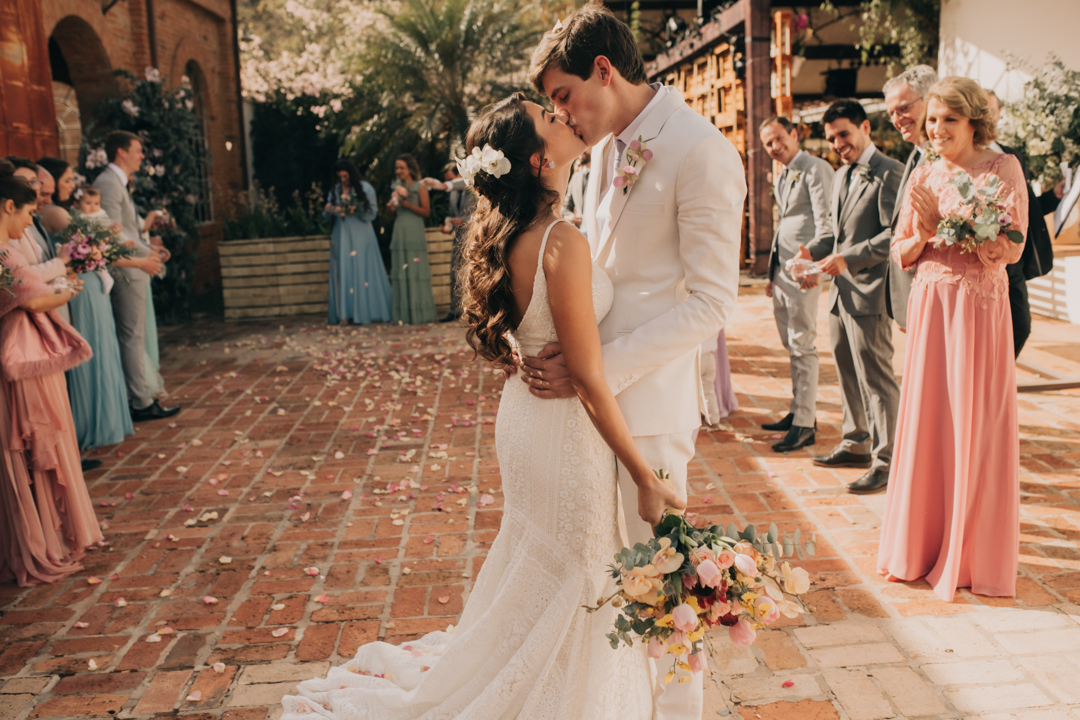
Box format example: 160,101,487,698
523,6,746,718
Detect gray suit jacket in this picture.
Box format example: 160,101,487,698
885,147,926,328
807,148,903,317
768,152,835,282
446,178,475,219
94,167,151,282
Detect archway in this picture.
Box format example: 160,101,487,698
49,15,119,139
185,60,214,225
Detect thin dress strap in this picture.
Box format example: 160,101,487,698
535,218,567,276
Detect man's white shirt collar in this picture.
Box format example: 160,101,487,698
615,82,666,151
784,149,806,169
108,163,129,188
853,142,876,168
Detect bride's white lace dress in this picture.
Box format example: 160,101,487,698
280,219,652,719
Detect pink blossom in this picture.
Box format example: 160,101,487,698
682,573,698,590
688,650,708,673
621,165,638,176
754,595,781,624
641,149,654,161
707,599,732,622
696,559,723,588
613,176,627,189
715,549,736,569
672,602,699,632
647,637,664,658
728,617,757,647
628,139,642,151
999,211,1013,226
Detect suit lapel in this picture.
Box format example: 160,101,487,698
831,166,845,242
596,88,685,256
586,135,612,257
892,148,922,224
840,161,874,227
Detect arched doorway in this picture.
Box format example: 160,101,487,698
49,15,119,154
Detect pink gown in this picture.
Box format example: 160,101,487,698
877,153,1028,602
0,247,102,586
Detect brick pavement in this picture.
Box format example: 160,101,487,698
2,278,1080,720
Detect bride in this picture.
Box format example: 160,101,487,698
280,92,684,719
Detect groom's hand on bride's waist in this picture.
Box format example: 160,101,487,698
521,343,575,399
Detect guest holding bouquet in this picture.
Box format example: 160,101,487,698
0,165,102,586
388,153,436,324
57,199,137,450
324,159,391,325
878,77,1028,601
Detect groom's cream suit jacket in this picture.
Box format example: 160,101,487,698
585,86,746,437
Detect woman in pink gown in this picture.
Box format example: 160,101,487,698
0,166,101,586
878,78,1028,602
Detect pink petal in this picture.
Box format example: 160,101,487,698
315,594,330,603
782,680,794,688
304,567,320,576
186,691,202,702
203,596,219,605
271,628,289,637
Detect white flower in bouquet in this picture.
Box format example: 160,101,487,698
121,99,140,117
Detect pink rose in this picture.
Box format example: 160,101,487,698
734,553,759,577
999,211,1013,226
613,175,627,189
707,599,732,622
647,637,664,658
641,149,654,161
696,559,723,588
715,549,736,569
672,602,699,633
688,650,708,673
728,617,757,647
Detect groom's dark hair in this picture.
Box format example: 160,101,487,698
529,3,646,94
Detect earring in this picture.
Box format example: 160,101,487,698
547,160,556,169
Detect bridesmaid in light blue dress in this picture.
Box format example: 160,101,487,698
67,270,135,449
325,160,392,324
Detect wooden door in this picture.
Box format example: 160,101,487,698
0,0,59,158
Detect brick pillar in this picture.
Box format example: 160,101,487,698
744,0,773,275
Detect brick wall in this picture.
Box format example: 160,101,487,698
43,0,246,293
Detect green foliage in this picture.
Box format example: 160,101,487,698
79,69,204,323
249,92,341,211
222,182,332,241
820,0,940,70
999,56,1080,190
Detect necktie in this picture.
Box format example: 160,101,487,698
839,164,855,209
615,138,627,174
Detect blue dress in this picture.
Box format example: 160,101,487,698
326,181,392,324
66,272,134,449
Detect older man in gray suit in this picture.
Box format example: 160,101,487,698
760,116,834,453
883,65,938,331
94,130,179,422
798,100,902,495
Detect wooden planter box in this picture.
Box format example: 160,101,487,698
427,227,454,313
219,235,331,320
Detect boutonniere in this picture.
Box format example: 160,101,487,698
923,146,941,164
788,168,803,186
613,135,655,194
858,165,874,184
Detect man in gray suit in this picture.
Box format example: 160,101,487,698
95,130,179,421
425,163,476,322
883,65,938,331
797,100,902,494
760,116,834,452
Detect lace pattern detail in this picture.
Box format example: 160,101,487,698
280,220,649,720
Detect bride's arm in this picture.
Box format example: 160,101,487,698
544,223,684,525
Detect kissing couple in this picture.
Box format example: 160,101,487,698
281,5,746,719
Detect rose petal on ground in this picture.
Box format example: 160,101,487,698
271,628,289,637
271,603,285,610
335,451,345,460
114,598,127,607
145,634,162,643
219,556,232,564
341,489,353,500
203,596,219,605
74,621,90,628
87,576,102,585
304,567,320,576
88,659,98,670
782,680,794,688
159,589,172,597
186,691,202,702
315,594,330,603
438,596,449,604
213,662,226,673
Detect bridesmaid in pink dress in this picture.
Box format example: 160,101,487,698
878,78,1028,602
0,168,101,586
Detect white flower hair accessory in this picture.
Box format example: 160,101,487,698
456,144,512,187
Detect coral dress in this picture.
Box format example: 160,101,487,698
0,247,103,586
877,154,1028,601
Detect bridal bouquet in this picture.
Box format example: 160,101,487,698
57,215,135,274
0,249,20,296
588,506,813,683
936,170,1025,254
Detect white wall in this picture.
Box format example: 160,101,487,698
938,0,1080,100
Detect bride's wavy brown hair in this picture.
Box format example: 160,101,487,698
460,93,559,368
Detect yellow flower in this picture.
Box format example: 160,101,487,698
655,614,675,628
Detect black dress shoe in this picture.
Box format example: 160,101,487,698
131,400,181,422
438,312,461,323
847,468,889,494
811,447,872,468
762,413,794,431
772,425,816,452
81,459,103,472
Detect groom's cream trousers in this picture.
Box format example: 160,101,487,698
616,431,703,720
